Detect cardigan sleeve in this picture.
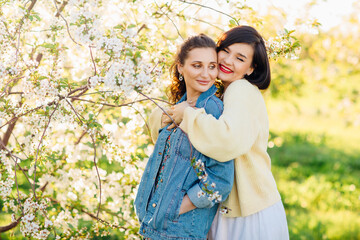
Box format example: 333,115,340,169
179,80,261,162
148,107,163,144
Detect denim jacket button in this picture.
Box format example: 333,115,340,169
143,229,145,233
152,203,157,207
160,179,163,183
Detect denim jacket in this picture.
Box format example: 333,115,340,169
134,85,234,240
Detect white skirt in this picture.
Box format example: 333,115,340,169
207,201,289,240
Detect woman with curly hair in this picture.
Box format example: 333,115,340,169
134,34,234,240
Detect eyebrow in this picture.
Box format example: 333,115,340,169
191,61,217,64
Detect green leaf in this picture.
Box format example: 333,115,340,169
42,43,56,49
138,45,146,50
114,24,123,29
229,19,236,27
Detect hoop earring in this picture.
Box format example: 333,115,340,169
179,74,184,81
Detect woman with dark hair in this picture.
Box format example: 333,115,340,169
156,26,289,239
134,34,234,240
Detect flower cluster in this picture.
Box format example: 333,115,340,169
20,198,53,240
0,150,15,199
0,0,303,239
266,29,301,60
191,158,222,203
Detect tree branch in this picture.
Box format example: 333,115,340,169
0,217,22,233
0,76,24,98
53,0,82,46
14,157,24,215
0,142,33,190
0,118,18,150
155,2,183,40
69,96,171,107
81,210,128,231
55,0,68,17
179,0,239,26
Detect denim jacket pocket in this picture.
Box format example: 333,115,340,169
178,134,192,159
164,189,186,227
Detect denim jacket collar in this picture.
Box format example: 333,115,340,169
178,84,218,108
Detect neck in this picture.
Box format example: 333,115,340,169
186,89,201,106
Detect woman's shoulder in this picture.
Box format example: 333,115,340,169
225,79,261,100
228,79,258,91
203,95,223,119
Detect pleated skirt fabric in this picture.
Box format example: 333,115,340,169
207,201,289,240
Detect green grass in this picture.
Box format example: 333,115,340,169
268,110,360,239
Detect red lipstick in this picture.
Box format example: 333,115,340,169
219,64,233,74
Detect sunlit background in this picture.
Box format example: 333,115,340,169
0,0,359,239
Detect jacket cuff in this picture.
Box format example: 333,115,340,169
187,184,214,208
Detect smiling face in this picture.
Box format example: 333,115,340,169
178,47,218,99
217,43,254,88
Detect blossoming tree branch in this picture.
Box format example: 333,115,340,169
0,0,300,239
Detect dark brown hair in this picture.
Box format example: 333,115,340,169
217,25,271,90
168,34,217,104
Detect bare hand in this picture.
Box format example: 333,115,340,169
166,101,190,129
161,108,172,128
179,194,196,215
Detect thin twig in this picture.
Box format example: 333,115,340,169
179,0,240,25
90,134,101,218
13,0,38,64
69,97,171,107
137,91,178,128
0,76,24,98
75,131,87,145
155,1,183,40
33,101,60,200
69,86,89,100
187,16,224,31
2,103,43,130
53,0,82,46
7,92,24,95
129,105,151,138
67,85,88,96
0,142,34,195
14,0,38,38
64,98,101,218
65,99,85,122
89,46,97,75
81,209,128,230
11,131,29,159
14,157,24,215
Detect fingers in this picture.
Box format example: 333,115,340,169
167,123,176,130
166,108,174,115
